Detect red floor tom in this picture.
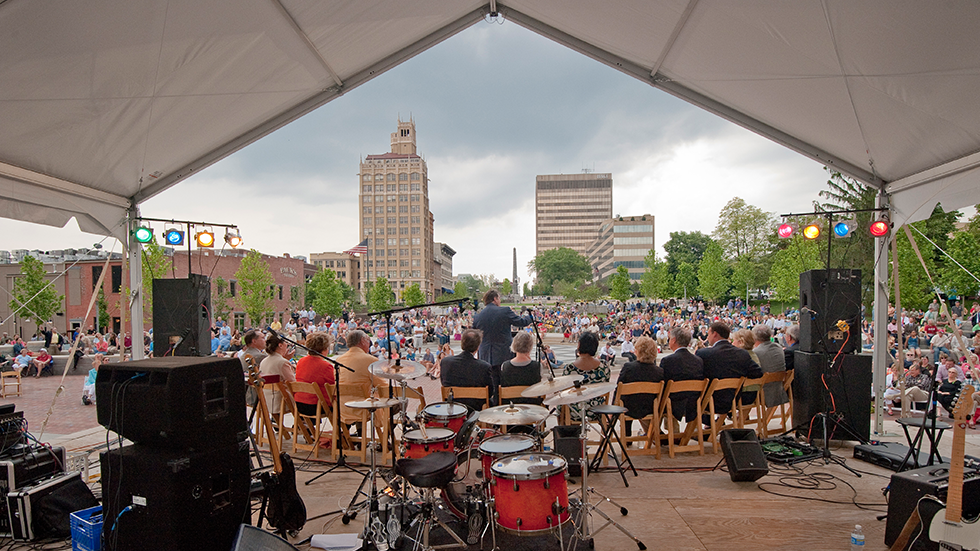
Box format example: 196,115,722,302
490,453,569,535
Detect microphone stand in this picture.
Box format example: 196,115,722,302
527,308,556,381
266,329,365,485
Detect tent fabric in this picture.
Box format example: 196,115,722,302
2,1,980,232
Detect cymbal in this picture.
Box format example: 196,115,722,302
370,359,425,380
543,382,617,407
478,404,550,425
521,375,584,398
345,397,400,410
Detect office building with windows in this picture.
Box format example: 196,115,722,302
535,172,613,258
586,214,655,282
357,119,435,300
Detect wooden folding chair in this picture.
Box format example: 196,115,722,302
441,386,490,411
498,385,531,403
339,382,381,465
703,377,745,454
286,381,336,459
763,370,794,433
735,374,770,438
0,368,22,398
661,379,708,458
614,381,664,458
254,375,284,449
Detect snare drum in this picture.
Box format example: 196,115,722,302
402,428,455,459
490,453,570,535
422,402,469,434
478,434,537,482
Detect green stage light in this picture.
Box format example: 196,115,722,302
134,226,153,243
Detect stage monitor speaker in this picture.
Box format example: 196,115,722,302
552,425,583,477
885,464,980,550
719,429,769,482
799,269,862,354
153,274,211,357
96,356,247,450
793,351,871,442
100,441,250,551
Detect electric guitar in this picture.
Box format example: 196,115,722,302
244,355,307,535
915,384,980,551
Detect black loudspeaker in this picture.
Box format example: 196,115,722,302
552,425,583,477
793,351,871,442
100,441,251,551
153,274,211,356
96,356,247,450
719,429,769,482
885,465,980,549
799,269,862,354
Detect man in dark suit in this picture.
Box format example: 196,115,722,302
440,328,493,412
660,326,704,423
696,321,762,417
783,324,800,371
472,289,532,404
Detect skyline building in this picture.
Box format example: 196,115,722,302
586,214,655,282
357,119,436,300
535,172,613,259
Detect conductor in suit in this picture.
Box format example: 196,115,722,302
696,321,762,417
660,326,705,423
472,289,533,405
440,328,494,412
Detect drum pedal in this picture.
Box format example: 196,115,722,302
466,511,483,545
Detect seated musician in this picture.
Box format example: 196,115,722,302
500,332,543,406
440,328,493,412
616,336,663,437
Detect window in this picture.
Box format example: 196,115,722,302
401,271,410,278
388,238,397,245
367,271,372,279
376,249,384,256
230,280,237,296
363,195,372,203
387,205,396,213
412,259,420,267
411,194,420,201
111,265,122,293
234,312,245,331
339,260,346,267
411,227,420,234
399,248,408,256
388,260,397,267
400,260,409,267
385,184,395,191
411,172,420,180
387,174,396,181
410,182,420,190
374,206,383,213
399,173,408,181
399,227,409,234
399,216,408,224
363,206,372,214
399,195,408,202
388,271,397,279
399,238,409,245
387,228,397,234
411,205,420,213
374,174,383,181
388,249,396,256
364,218,372,225
92,266,102,290
412,238,420,245
387,195,396,202
412,248,420,256
375,238,384,245
412,270,421,278
362,175,371,182
366,260,373,267
398,183,408,191
364,228,372,236
278,285,283,300
399,205,408,213
411,216,420,224
387,217,396,224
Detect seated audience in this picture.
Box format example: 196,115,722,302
616,336,663,437
500,332,543,405
440,329,493,412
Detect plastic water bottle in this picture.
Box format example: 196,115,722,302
850,524,865,550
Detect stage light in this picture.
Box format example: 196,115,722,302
777,221,797,239
832,218,856,238
164,229,184,246
802,222,821,240
224,229,242,248
195,229,215,248
869,216,890,238
133,226,153,244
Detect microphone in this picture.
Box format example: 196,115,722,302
265,326,280,336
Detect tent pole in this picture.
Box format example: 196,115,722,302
871,192,891,435
128,205,145,360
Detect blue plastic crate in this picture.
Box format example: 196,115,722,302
70,505,102,551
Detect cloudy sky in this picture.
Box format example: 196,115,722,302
0,18,831,281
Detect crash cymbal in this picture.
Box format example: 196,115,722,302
370,359,426,380
478,404,550,425
543,382,617,407
520,375,584,398
345,397,401,410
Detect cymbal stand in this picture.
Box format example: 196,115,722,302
566,400,646,551
360,403,400,551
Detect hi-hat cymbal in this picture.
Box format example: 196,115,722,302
370,359,426,380
520,375,584,398
543,382,617,407
345,397,400,410
478,404,550,425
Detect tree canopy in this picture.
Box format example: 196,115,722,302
609,265,631,302
9,256,62,329
368,276,394,312
401,283,425,307
235,249,275,327
527,247,592,294
697,241,730,302
640,250,670,301
663,231,712,276
310,269,344,318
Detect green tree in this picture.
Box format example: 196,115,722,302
401,283,425,307
9,256,63,329
941,231,980,299
640,250,670,300
697,241,730,302
554,280,578,301
712,197,777,261
457,274,484,298
96,288,111,331
212,276,233,322
768,236,821,303
522,282,531,297
310,269,344,318
609,265,631,302
235,249,275,327
673,262,697,299
453,281,469,298
663,231,712,276
731,257,755,304
368,276,394,312
528,248,592,295
578,281,604,302
501,279,512,296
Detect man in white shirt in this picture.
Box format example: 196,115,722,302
621,338,636,362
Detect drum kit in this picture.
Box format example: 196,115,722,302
330,358,645,551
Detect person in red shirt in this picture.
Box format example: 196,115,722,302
294,332,334,416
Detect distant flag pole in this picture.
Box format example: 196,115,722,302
344,239,368,256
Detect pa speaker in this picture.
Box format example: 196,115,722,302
96,356,247,450
719,429,768,482
153,274,211,357
792,351,871,442
799,269,862,354
100,441,250,551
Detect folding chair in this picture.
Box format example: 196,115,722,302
661,379,708,458
735,373,773,438
286,381,336,459
763,370,794,433
0,368,21,398
441,386,489,411
614,381,664,458
337,383,372,464
702,377,745,454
